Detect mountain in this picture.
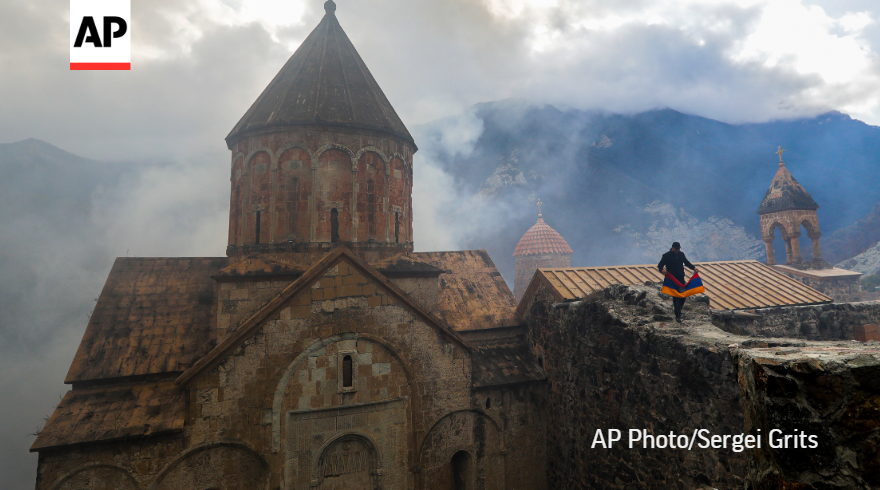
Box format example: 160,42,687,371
412,100,880,283
836,241,880,277
823,203,880,264
0,138,227,490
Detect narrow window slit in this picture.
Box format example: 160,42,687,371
342,355,353,388
255,210,261,244
331,208,340,243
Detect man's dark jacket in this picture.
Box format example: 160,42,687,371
658,250,695,282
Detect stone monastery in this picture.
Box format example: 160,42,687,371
33,3,545,489
32,2,880,490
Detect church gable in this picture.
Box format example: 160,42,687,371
171,248,477,488
177,247,471,387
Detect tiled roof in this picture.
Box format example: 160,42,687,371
415,250,519,331
372,253,445,276
215,255,307,279
31,382,185,451
225,1,414,148
513,217,573,257
758,163,819,214
472,344,545,388
518,260,832,313
463,326,545,388
65,257,227,384
64,249,516,386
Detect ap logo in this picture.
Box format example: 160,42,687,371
70,0,130,70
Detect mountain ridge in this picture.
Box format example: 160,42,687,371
412,100,880,283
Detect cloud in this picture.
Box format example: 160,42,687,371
3,0,880,161
2,0,880,487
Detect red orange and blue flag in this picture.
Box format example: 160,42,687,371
661,271,706,298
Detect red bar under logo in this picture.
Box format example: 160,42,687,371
70,62,131,70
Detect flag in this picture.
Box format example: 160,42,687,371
661,271,706,298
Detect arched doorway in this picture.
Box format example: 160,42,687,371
451,451,471,490
315,435,380,490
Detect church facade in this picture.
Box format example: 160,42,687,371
31,3,546,489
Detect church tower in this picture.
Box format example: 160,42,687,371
225,0,416,260
513,199,572,301
758,147,825,268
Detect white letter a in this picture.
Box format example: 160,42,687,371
591,430,607,448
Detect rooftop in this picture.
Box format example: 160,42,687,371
773,265,863,280
225,0,414,148
757,151,819,214
518,260,832,315
513,216,573,257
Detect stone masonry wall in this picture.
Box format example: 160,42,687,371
735,342,880,489
712,301,880,341
228,128,415,253
525,284,747,489
775,270,862,303
514,253,571,301
36,257,545,490
470,383,548,490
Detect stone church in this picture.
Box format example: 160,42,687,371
31,2,547,489
32,2,880,489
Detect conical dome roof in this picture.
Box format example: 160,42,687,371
757,158,818,215
226,0,414,148
514,216,573,257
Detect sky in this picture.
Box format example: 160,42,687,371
2,0,880,487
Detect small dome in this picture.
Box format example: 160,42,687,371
514,217,573,257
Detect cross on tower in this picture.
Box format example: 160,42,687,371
537,198,543,218
776,146,785,165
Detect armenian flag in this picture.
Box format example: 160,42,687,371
661,271,706,298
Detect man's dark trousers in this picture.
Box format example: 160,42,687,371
673,297,685,320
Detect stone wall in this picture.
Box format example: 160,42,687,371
514,253,570,301
712,301,880,341
524,284,748,489
228,128,415,253
774,269,862,303
470,383,549,490
735,342,880,489
523,281,880,489
35,256,545,490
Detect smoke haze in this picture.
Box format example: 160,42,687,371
4,0,880,487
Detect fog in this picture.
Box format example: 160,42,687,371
3,0,880,487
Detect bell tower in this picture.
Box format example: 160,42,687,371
758,147,825,268
224,0,416,259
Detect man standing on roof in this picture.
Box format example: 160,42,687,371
658,241,698,322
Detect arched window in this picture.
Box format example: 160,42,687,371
485,397,491,409
342,355,353,388
451,451,470,490
331,208,340,243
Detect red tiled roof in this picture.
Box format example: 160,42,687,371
513,217,573,257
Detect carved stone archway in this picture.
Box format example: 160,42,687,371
760,212,824,266
313,434,382,490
